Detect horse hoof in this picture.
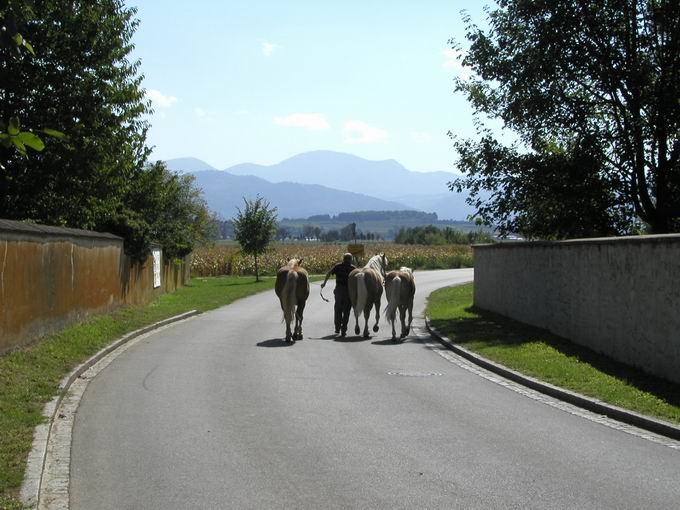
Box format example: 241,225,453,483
405,327,410,335
363,333,370,339
355,326,360,335
372,325,379,333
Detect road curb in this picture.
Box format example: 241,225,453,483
20,310,201,509
425,317,680,442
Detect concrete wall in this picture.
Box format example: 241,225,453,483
473,235,680,384
0,219,190,354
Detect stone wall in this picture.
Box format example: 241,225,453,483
473,235,680,384
0,219,190,353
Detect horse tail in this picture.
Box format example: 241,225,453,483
354,272,367,320
281,270,297,325
385,275,401,323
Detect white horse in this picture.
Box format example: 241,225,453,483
348,253,388,338
384,267,416,341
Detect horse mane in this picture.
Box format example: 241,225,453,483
287,258,303,269
365,253,386,272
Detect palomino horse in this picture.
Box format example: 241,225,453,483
348,253,388,338
275,258,310,342
384,267,416,341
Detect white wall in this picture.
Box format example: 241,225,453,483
473,235,680,384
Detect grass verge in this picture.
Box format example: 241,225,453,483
427,283,680,426
0,276,275,504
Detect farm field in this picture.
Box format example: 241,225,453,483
191,243,473,276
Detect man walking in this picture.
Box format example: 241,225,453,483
321,253,356,337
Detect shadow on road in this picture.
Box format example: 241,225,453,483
334,336,370,343
256,338,294,348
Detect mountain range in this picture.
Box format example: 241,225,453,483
166,151,473,220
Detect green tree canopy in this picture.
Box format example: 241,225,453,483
450,0,680,237
105,162,214,261
233,196,278,281
1,0,150,230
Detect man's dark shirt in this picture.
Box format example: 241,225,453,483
329,262,356,287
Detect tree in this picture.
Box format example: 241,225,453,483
450,0,680,237
233,195,278,281
105,162,214,261
1,2,64,161
1,0,151,231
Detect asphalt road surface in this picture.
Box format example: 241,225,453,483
71,268,680,509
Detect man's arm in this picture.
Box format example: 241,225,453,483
321,265,335,288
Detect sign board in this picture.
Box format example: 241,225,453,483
346,243,365,265
152,248,162,288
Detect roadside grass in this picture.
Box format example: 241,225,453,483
0,276,276,503
427,283,680,426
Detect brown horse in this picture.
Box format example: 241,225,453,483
384,267,416,341
348,253,388,338
275,258,310,342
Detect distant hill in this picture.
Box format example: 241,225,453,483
166,157,218,173
190,171,412,219
225,150,473,219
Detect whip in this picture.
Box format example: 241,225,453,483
320,286,330,303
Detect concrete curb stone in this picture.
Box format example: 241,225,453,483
425,317,680,442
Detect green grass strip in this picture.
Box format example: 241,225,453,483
0,276,275,501
427,283,680,425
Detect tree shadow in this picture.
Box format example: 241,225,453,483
430,306,680,411
256,338,293,348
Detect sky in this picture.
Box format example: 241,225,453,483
127,1,494,173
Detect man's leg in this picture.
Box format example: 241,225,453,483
333,288,342,334
339,287,351,336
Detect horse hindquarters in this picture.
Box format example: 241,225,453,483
385,275,401,339
282,271,298,342
353,272,368,336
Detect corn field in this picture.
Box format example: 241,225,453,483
191,243,473,277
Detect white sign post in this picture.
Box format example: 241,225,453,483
152,248,162,289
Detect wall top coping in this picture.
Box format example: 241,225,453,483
472,233,680,249
0,218,122,241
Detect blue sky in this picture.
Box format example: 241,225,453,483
128,1,492,173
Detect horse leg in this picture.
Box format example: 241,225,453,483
363,306,370,338
391,313,397,340
405,302,413,336
294,300,306,340
285,319,292,343
372,297,381,333
399,306,407,339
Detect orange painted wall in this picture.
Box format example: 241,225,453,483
0,222,190,353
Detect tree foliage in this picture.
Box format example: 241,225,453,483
395,225,494,245
0,1,64,160
450,0,680,237
1,0,150,229
105,162,214,261
233,196,278,281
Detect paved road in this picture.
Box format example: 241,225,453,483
71,269,680,509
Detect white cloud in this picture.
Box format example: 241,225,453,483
442,48,472,81
343,120,388,144
273,112,330,130
262,42,276,57
145,89,178,108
